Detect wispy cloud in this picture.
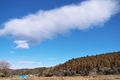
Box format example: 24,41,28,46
10,51,14,53
14,40,29,49
49,62,55,63
38,62,41,64
18,61,41,64
47,58,56,60
19,61,35,64
0,0,120,49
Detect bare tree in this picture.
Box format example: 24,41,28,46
0,60,11,77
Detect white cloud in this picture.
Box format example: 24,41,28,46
10,51,14,53
0,0,120,48
19,61,36,64
47,58,56,60
14,40,29,49
38,62,41,64
49,62,55,63
18,61,41,64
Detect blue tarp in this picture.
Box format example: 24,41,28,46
19,75,28,78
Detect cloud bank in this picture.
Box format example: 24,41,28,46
0,0,120,49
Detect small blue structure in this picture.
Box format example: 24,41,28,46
19,75,28,78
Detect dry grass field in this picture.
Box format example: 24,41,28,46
0,75,120,80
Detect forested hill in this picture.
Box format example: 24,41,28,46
43,51,120,76
12,51,120,76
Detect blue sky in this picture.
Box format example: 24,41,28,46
0,0,120,69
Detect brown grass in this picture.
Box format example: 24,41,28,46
0,75,120,80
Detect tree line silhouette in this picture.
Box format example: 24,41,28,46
43,51,120,76
1,51,120,77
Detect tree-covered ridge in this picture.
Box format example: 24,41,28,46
2,51,119,77
43,51,120,76
56,52,120,70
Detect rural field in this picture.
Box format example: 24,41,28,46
0,75,120,80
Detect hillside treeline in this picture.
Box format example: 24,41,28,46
43,51,120,76
1,51,120,77
12,67,47,76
